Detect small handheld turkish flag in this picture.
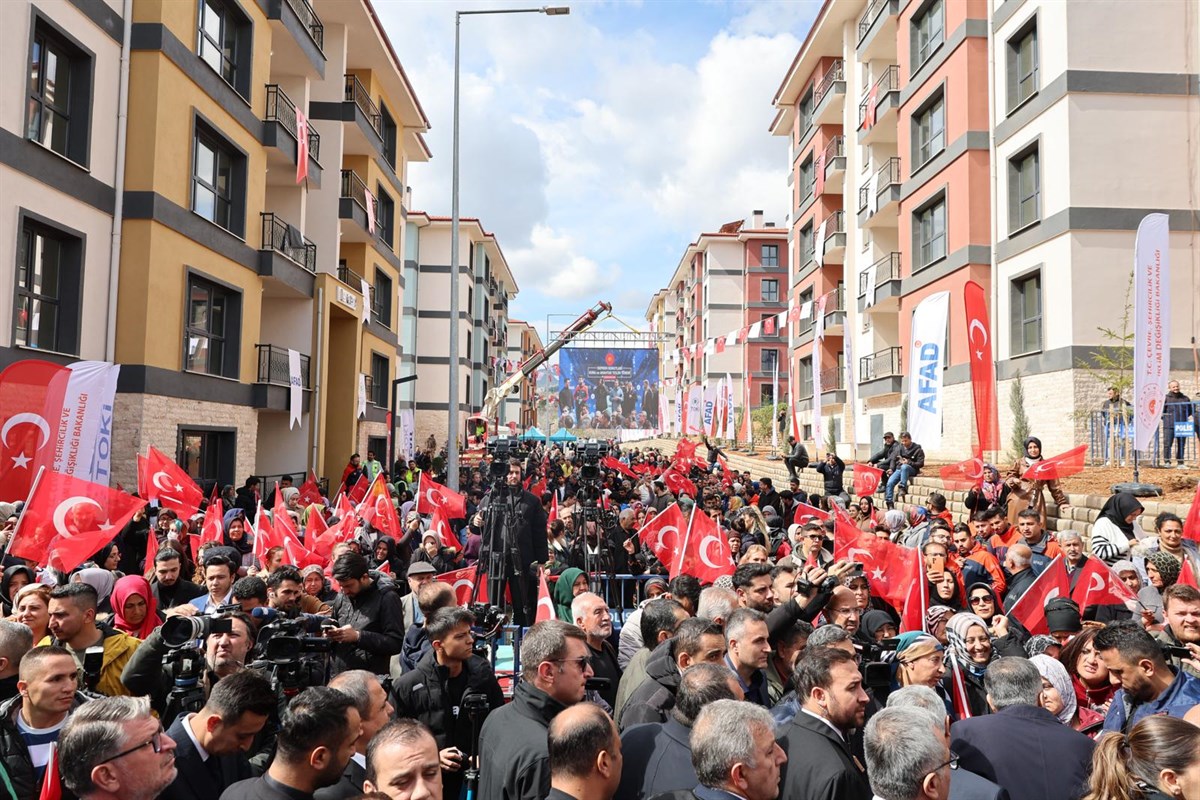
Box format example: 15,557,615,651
670,507,735,583
940,454,986,491
145,446,204,519
1022,445,1088,482
637,503,687,568
1071,556,1138,611
438,566,489,605
1007,557,1070,635
853,464,884,497
416,473,467,518
535,567,554,622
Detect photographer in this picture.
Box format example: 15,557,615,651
478,458,548,626
48,583,139,697
391,606,505,800
326,553,405,675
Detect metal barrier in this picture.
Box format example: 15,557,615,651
1086,404,1197,468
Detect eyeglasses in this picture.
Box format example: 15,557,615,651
927,751,960,774
98,728,165,765
969,596,992,605
552,656,593,671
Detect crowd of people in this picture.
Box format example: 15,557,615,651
0,432,1197,800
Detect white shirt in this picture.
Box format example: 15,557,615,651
800,707,846,742
181,713,210,762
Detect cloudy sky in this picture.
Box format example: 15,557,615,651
378,0,822,338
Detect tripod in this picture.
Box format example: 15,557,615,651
461,692,489,800
574,481,619,610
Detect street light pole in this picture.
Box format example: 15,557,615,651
447,6,569,491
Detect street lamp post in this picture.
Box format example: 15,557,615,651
447,5,569,491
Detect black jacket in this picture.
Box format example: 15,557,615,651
151,577,207,610
391,650,505,754
162,712,255,800
620,639,679,731
868,441,899,468
234,487,258,522
312,758,366,800
894,442,925,473
478,488,549,570
328,580,405,674
478,680,566,800
814,456,846,495
615,717,696,800
0,691,90,799
1002,568,1037,609
777,710,872,800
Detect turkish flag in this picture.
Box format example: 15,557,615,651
272,481,300,540
763,317,776,336
793,502,828,526
671,507,735,583
199,497,224,551
1007,557,1070,635
438,566,488,605
530,478,547,497
1072,556,1138,610
637,502,687,568
661,468,696,499
136,454,148,500
535,567,554,622
145,446,204,520
346,472,371,504
297,470,323,507
430,505,459,550
602,456,637,479
313,512,356,561
939,453,986,491
305,505,328,541
715,338,726,355
1022,445,1088,481
832,521,915,612
38,741,61,800
335,493,356,521
252,501,280,566
547,494,558,530
360,474,402,539
964,281,999,453
0,360,70,503
900,554,929,633
1183,479,1200,542
673,439,699,470
416,473,467,519
853,464,883,497
8,469,147,572
295,107,309,183
789,304,801,325
1180,559,1198,589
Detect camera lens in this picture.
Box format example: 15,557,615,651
161,615,204,648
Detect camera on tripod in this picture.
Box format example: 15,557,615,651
487,435,524,480
858,636,900,691
158,612,238,725
576,439,610,483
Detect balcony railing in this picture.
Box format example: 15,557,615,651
858,252,902,295
265,84,321,161
860,346,903,382
858,157,902,210
344,74,382,136
340,169,373,215
858,65,900,126
283,0,323,51
858,0,891,41
822,135,844,169
819,365,845,391
260,212,316,273
824,210,846,238
825,286,846,314
814,59,845,105
256,344,310,387
337,262,366,289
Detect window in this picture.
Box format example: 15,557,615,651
372,268,393,328
798,89,814,137
1007,20,1039,111
179,429,234,488
761,279,779,303
380,103,398,170
800,357,813,397
761,349,779,374
759,384,775,407
761,244,779,267
14,218,82,354
800,156,816,198
186,275,240,378
376,185,395,250
192,122,246,236
370,352,389,406
1009,145,1040,232
913,91,945,167
26,18,93,165
914,196,947,269
800,224,815,265
911,0,944,70
197,0,251,98
1011,272,1042,355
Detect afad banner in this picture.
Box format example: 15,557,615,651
557,347,660,431
907,292,950,450
1133,213,1170,451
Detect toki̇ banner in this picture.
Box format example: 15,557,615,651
52,361,120,486
557,347,660,431
907,291,950,449
1133,213,1170,451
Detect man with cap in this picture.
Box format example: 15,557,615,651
1045,598,1083,645
401,562,437,633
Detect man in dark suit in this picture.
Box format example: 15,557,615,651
478,458,548,626
776,646,872,800
951,657,1094,800
315,671,394,800
162,670,277,800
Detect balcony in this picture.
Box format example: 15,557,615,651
812,60,845,126
265,0,324,78
822,286,847,335
858,157,902,226
253,344,311,411
311,74,385,160
858,66,900,144
258,212,317,298
859,346,903,396
263,85,322,187
821,136,846,193
857,0,899,60
819,211,846,265
338,170,377,243
817,363,847,407
856,252,902,312
337,262,367,290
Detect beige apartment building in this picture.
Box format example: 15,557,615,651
771,0,1199,461
503,319,543,431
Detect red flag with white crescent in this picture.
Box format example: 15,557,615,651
437,566,488,605
8,469,146,572
670,506,735,582
535,567,554,622
900,553,929,633
832,521,915,612
0,360,70,503
939,453,986,491
360,474,402,539
38,740,61,800
1021,446,1088,482
347,472,370,504
252,500,279,566
416,472,467,518
145,446,204,520
793,502,828,526
430,505,459,550
305,505,328,541
297,470,323,507
964,280,999,453
1071,556,1138,610
1007,557,1070,635
200,497,224,550
852,464,884,497
637,502,687,568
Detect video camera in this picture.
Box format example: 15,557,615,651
487,435,525,480
576,439,610,483
158,608,241,724
858,636,900,691
249,611,336,697
467,602,506,659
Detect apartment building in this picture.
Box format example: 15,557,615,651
502,319,543,431
4,0,433,490
405,213,518,450
772,0,1199,460
648,213,789,429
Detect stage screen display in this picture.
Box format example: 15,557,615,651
556,348,660,430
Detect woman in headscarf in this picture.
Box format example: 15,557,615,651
944,612,993,718
929,570,965,612
1004,436,1071,528
91,543,123,575
926,605,955,646
1089,492,1145,565
221,509,255,572
856,496,881,531
883,508,907,542
1058,626,1119,715
552,567,588,622
1139,550,1180,625
301,564,336,604
111,574,160,640
1031,653,1105,736
964,464,1010,514
0,565,35,616
861,609,897,643
73,567,116,616
896,508,929,548
371,536,405,576
895,632,948,693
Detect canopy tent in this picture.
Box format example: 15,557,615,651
520,426,547,441
549,428,578,443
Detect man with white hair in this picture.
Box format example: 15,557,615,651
697,587,738,628
59,695,179,800
648,699,785,800
864,707,952,800
572,592,621,708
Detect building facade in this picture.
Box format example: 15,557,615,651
772,0,1198,460
405,213,518,451
502,319,543,431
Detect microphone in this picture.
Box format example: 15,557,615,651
250,607,279,622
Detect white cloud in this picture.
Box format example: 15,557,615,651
506,224,620,300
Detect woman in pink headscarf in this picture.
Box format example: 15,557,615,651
111,574,160,640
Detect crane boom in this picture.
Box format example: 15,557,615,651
481,300,612,423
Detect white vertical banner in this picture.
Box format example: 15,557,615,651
813,294,829,448
659,393,669,435
360,278,371,325
287,348,302,430
1133,213,1171,451
686,385,703,435
907,291,951,449
674,388,683,435
815,218,828,267
53,361,120,484
358,373,368,419
724,373,735,439
704,379,720,437
845,319,863,444
399,409,416,460
771,358,779,452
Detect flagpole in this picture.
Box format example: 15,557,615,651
0,465,46,563
672,505,696,579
